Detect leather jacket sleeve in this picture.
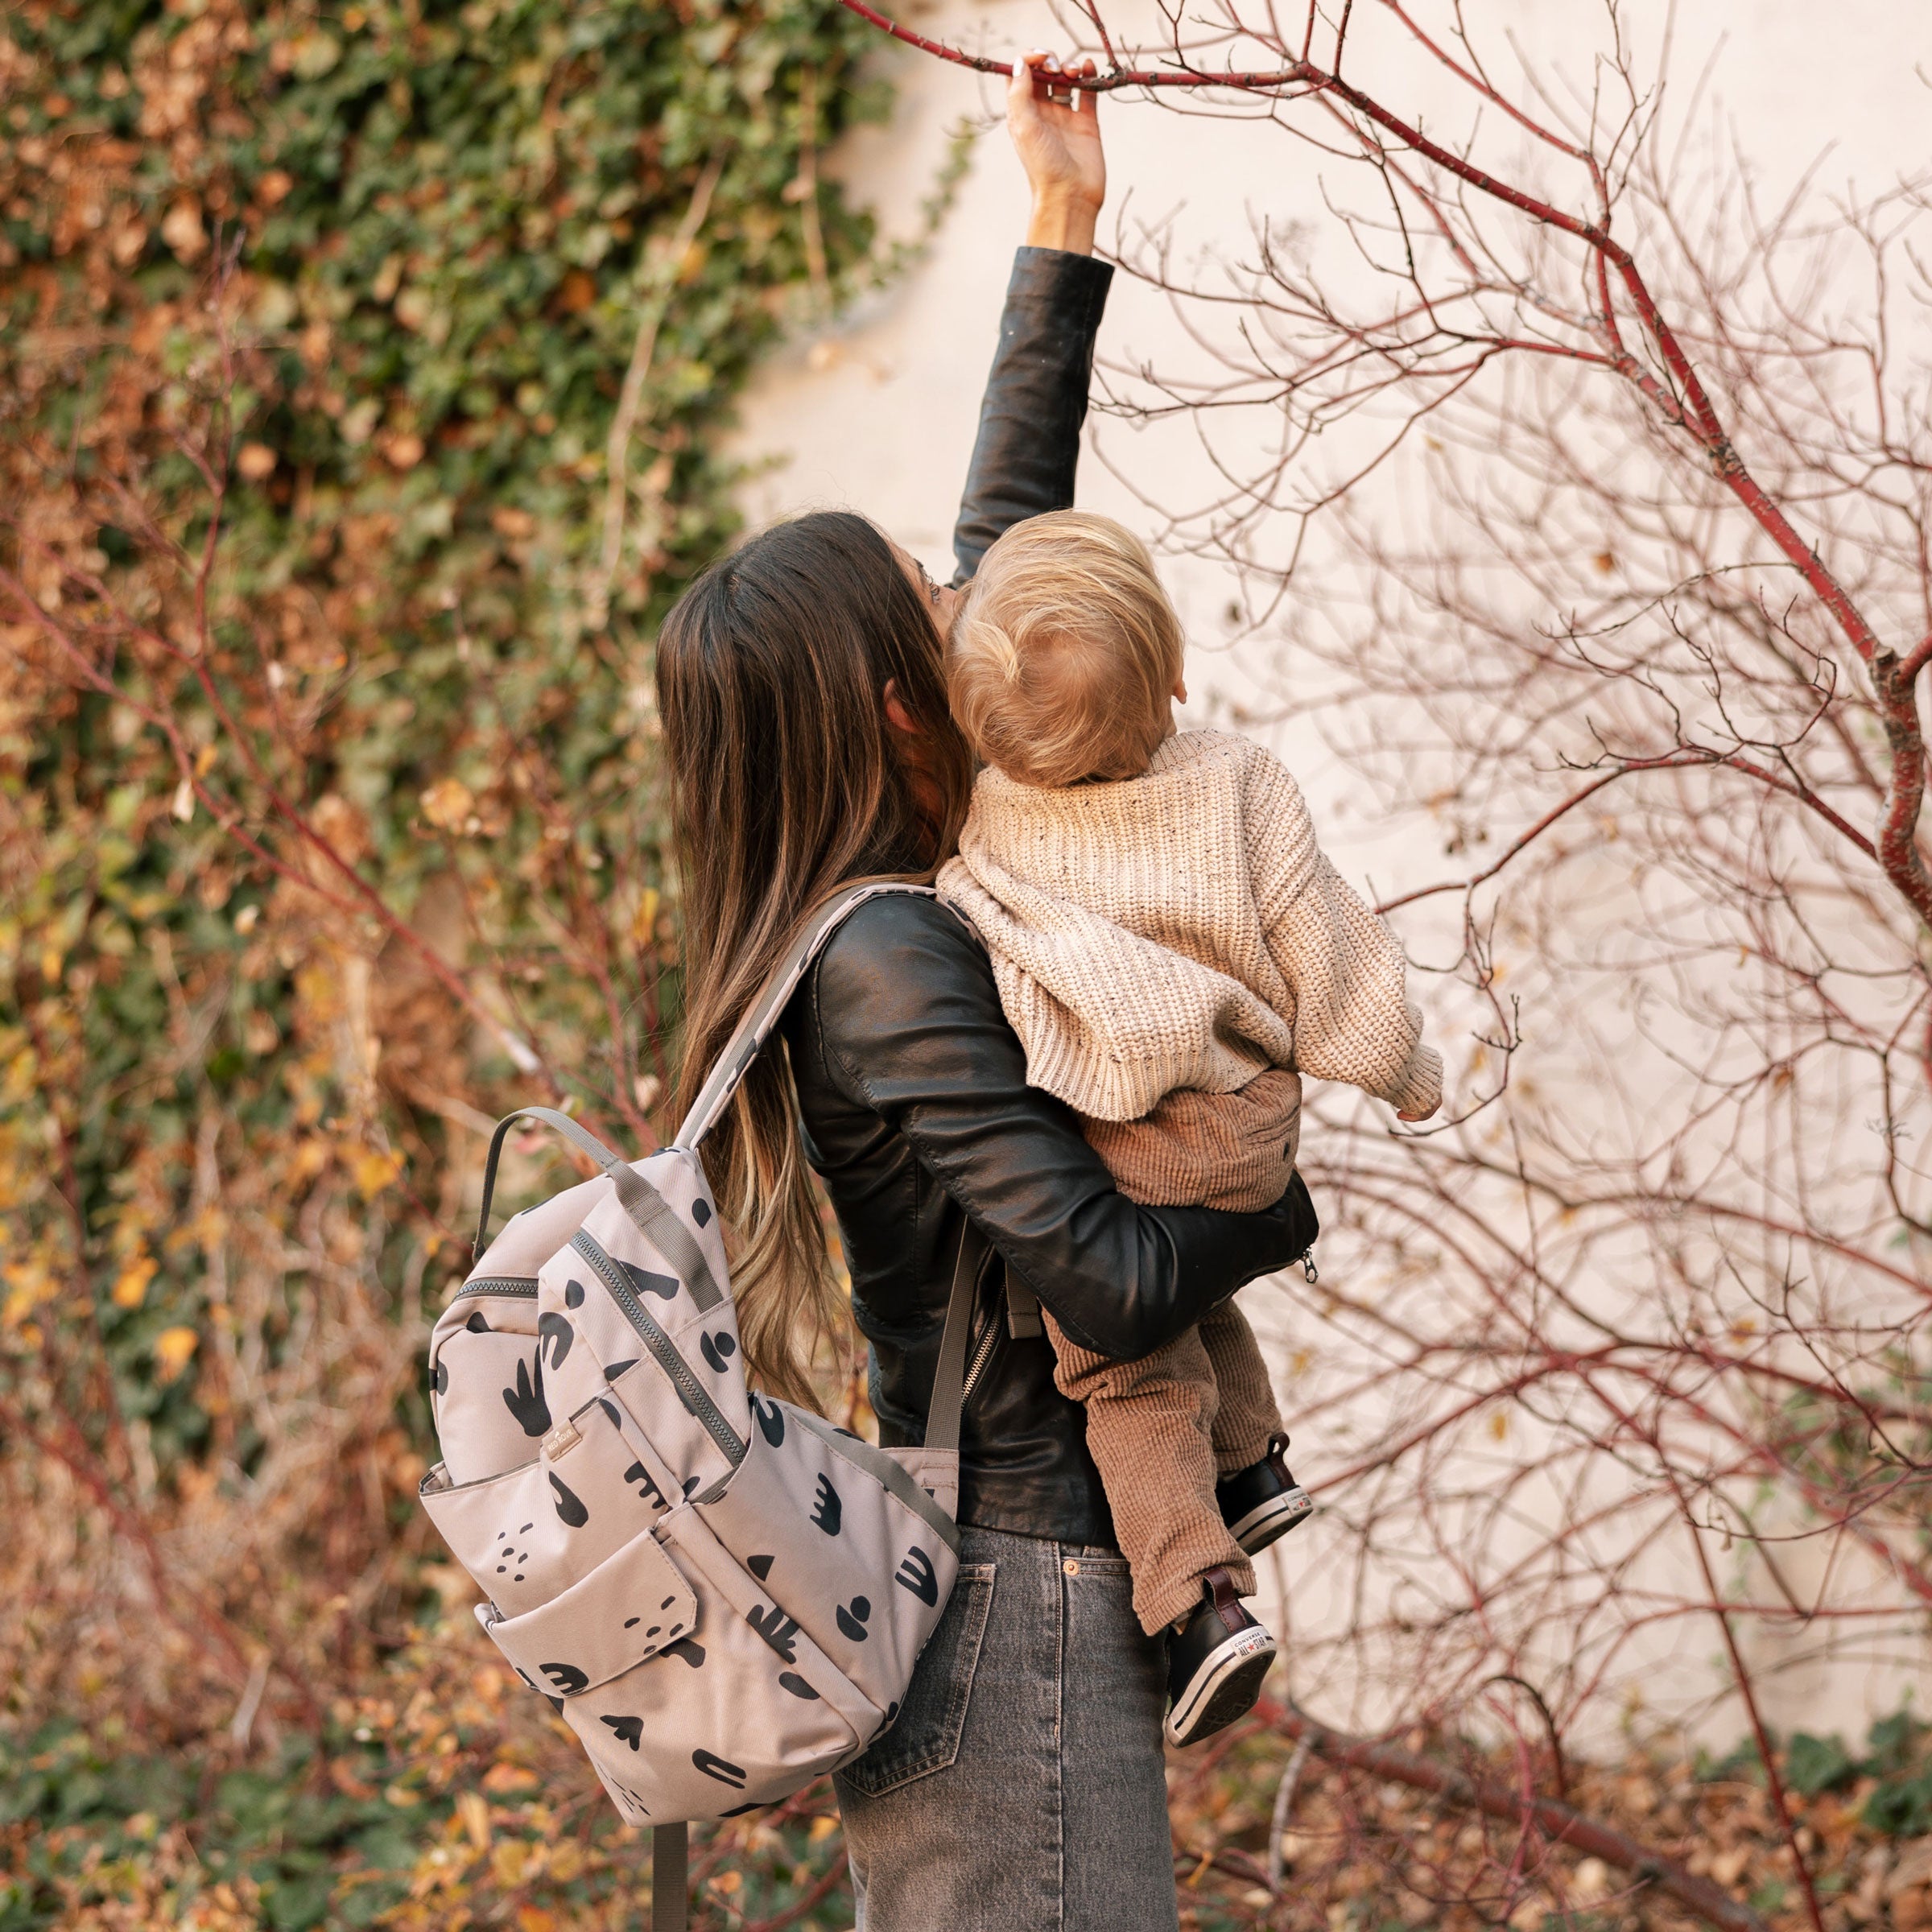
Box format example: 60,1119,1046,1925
950,247,1115,586
799,896,1317,1360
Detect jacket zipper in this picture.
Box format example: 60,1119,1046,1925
958,1261,1001,1406
457,1276,538,1298
571,1231,747,1465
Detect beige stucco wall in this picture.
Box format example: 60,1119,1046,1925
727,0,1932,1739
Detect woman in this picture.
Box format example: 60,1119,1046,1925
656,55,1318,1931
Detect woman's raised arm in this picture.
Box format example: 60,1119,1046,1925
950,55,1113,586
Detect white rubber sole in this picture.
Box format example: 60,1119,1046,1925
1228,1484,1314,1554
1164,1625,1277,1748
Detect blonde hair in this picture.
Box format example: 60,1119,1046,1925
947,511,1184,788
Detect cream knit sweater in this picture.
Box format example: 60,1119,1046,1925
939,729,1441,1186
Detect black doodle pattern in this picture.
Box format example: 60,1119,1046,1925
622,1459,666,1508
835,1596,871,1644
749,1394,785,1447
538,1311,574,1368
540,1661,589,1695
432,1358,448,1395
621,1593,682,1642
597,1396,622,1430
609,1780,651,1817
601,1713,644,1751
464,1310,490,1334
493,1523,534,1581
777,1672,819,1701
894,1546,938,1606
617,1259,679,1302
746,1554,774,1582
810,1473,842,1537
605,1357,638,1381
692,1749,746,1789
698,1331,737,1374
664,1637,705,1667
502,1353,550,1437
691,1199,712,1228
564,1279,585,1309
745,1604,799,1662
548,1470,589,1527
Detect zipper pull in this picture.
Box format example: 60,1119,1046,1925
1300,1250,1319,1286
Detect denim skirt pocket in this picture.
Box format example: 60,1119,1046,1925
836,1563,995,1798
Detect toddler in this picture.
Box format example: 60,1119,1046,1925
936,511,1442,1746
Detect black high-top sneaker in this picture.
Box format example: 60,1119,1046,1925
1216,1432,1314,1555
1164,1567,1277,1748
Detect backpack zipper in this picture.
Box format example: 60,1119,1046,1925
570,1231,748,1466
457,1276,538,1298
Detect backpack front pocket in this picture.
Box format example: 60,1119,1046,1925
429,1278,543,1487
562,1501,883,1825
477,1523,698,1699
419,1389,668,1616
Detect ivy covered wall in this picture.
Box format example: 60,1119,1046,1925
0,0,894,1736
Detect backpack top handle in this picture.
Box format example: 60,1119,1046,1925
470,1104,728,1313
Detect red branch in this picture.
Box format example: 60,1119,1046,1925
836,0,1931,929
1376,750,1880,914
1261,1700,1773,1932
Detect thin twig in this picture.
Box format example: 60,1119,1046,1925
588,155,725,632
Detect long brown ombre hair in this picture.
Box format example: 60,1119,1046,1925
656,511,974,1408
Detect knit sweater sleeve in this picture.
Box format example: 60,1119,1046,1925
1246,748,1443,1117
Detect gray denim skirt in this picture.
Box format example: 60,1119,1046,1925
835,1523,1179,1932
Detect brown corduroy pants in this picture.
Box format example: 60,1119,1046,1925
1044,1301,1283,1635
1049,1067,1304,1637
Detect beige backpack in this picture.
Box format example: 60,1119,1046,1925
419,884,982,1931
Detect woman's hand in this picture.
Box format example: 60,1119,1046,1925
1009,50,1104,256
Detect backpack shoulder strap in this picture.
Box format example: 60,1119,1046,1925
671,881,936,1151
923,1220,989,1456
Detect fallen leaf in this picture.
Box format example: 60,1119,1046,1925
154,1326,198,1381
160,199,207,262
420,778,474,830
554,269,597,314
114,1256,157,1309
1891,1840,1932,1894
457,1789,490,1852
353,1148,404,1199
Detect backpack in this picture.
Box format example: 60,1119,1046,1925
419,883,983,1932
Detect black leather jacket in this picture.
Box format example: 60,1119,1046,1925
781,249,1319,1545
